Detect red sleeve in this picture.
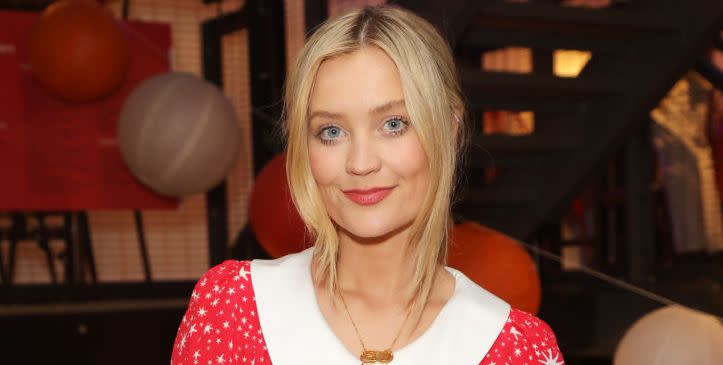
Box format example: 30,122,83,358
479,309,565,365
170,260,269,365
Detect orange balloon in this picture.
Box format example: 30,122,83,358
249,153,309,258
28,0,130,102
448,221,541,314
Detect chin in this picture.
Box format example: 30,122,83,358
338,216,413,244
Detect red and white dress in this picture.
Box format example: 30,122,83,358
171,247,564,365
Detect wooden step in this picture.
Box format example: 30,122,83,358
461,69,620,109
459,25,651,54
457,2,678,58
466,98,592,113
467,135,580,169
461,183,540,205
454,202,530,238
468,151,572,169
475,134,582,151
477,2,677,35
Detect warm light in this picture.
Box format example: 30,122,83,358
482,47,533,74
554,49,592,77
483,110,535,135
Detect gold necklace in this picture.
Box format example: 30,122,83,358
338,291,412,364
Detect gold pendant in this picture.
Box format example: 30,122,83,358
360,349,393,363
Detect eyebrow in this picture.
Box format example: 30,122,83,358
308,99,406,121
370,99,406,114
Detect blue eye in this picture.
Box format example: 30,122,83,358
317,125,346,144
382,117,409,135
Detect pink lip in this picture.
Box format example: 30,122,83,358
343,186,395,205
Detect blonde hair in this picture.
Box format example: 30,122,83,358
282,5,466,321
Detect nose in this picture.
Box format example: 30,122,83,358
346,135,381,176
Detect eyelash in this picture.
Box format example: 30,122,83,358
315,116,410,145
382,116,409,136
316,125,344,145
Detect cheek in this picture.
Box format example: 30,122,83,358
308,143,340,187
387,135,429,183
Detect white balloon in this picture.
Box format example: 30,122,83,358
118,72,241,197
614,305,723,365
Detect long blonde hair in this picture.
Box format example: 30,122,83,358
282,5,466,321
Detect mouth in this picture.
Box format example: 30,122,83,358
343,186,395,205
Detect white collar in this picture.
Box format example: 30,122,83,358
251,247,510,365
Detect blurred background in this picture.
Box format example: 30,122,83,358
0,0,721,364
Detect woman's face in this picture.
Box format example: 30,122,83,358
307,46,430,240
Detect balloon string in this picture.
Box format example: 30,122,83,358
119,22,172,65
110,0,171,64
515,239,723,323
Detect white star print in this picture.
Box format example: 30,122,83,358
510,326,522,341
238,267,250,280
538,349,563,365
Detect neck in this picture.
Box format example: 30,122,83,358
335,223,417,303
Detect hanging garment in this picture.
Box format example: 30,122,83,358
708,89,723,205
651,71,723,253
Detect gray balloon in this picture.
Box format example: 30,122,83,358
118,72,241,197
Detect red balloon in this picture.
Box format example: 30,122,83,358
249,153,309,258
28,0,130,102
448,221,541,314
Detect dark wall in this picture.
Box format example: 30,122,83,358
0,306,185,364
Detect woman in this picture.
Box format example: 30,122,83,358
172,5,564,365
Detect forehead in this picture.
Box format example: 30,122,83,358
309,46,405,115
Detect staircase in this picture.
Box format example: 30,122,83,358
398,0,723,241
